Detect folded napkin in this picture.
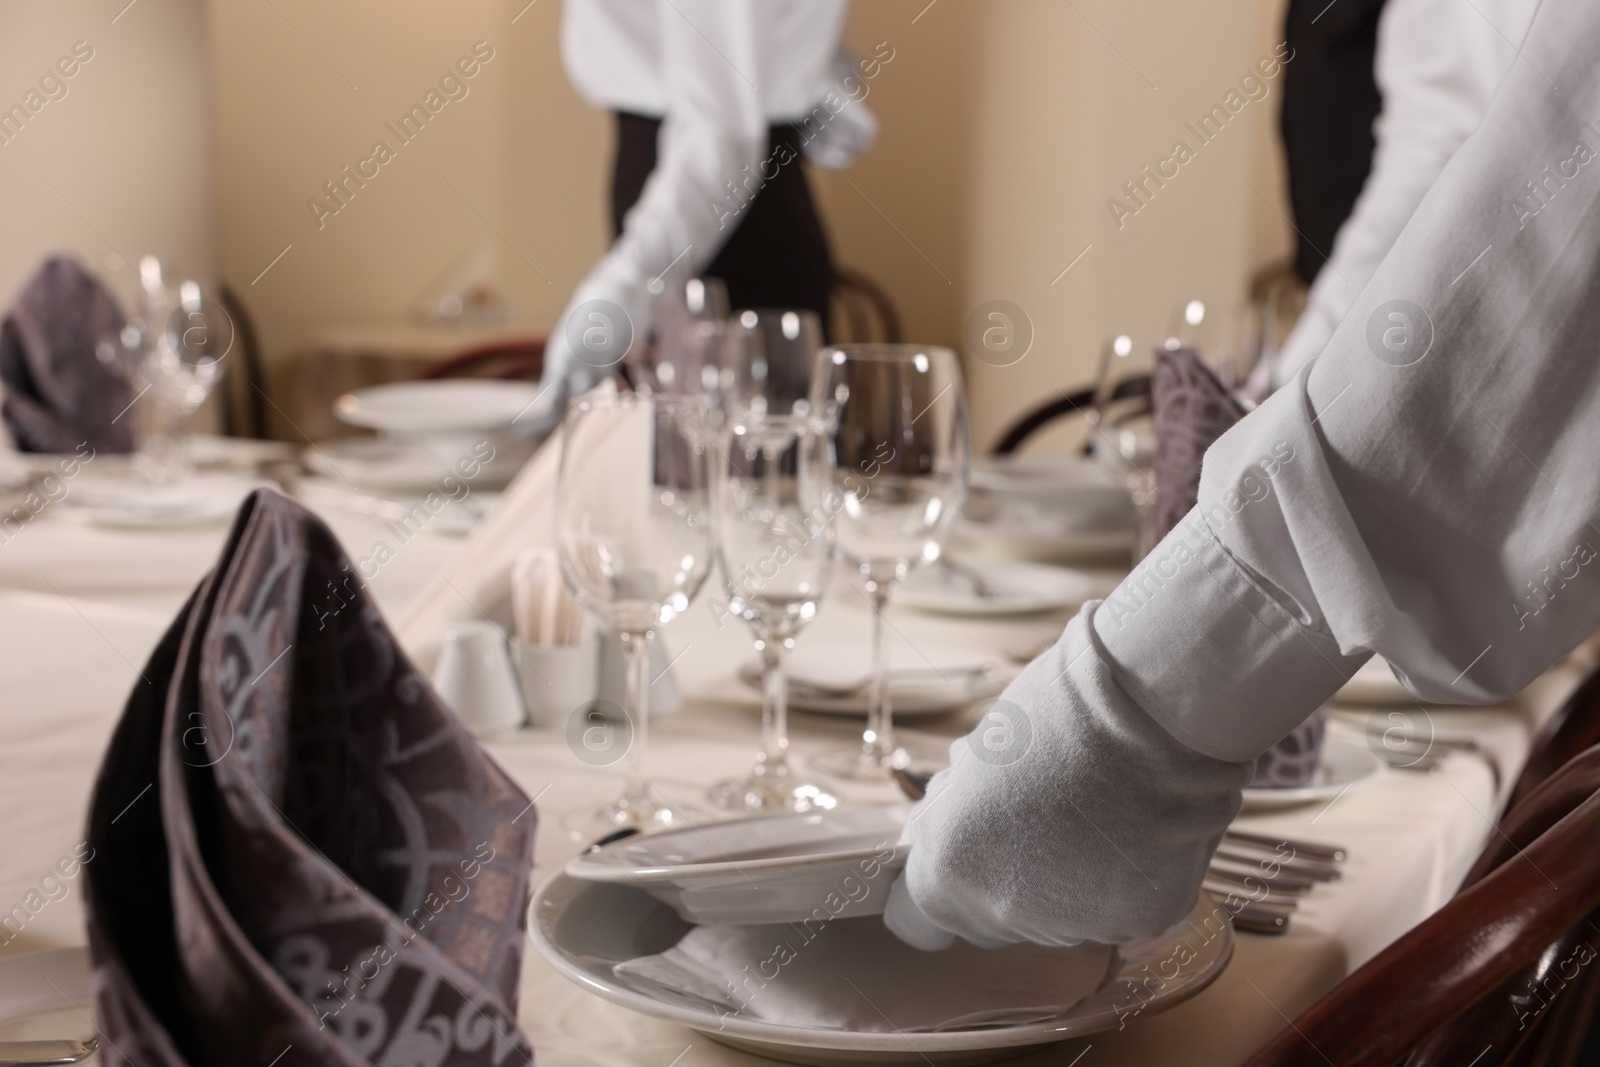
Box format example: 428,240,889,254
82,488,537,1066
614,917,1115,1032
1150,345,1247,540
0,256,134,454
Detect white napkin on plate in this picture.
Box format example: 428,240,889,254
613,916,1115,1032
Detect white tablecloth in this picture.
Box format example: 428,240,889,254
0,478,1579,1066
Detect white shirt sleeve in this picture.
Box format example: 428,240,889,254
1272,0,1537,387
890,0,1600,948
529,0,773,429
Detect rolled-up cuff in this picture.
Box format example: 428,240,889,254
1093,515,1364,763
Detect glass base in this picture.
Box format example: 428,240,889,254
809,744,913,783
559,788,699,845
707,768,838,813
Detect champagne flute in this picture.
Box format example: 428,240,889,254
808,345,970,781
556,392,714,831
708,414,838,812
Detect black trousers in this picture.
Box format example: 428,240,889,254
611,112,834,336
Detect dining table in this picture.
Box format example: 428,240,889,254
0,446,1583,1067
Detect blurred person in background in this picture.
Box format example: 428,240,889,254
523,0,884,432
1271,0,1539,386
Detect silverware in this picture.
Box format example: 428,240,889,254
1213,846,1342,882
1224,828,1347,864
1228,902,1292,935
936,557,1000,599
585,826,642,852
1205,861,1315,896
740,664,996,702
894,767,931,800
0,1039,98,1066
1202,880,1300,909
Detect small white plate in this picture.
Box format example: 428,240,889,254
567,804,909,925
334,381,545,434
1337,656,1412,705
55,479,252,529
530,873,1234,1065
304,435,532,492
0,946,96,1050
1240,731,1384,812
741,643,1008,718
899,559,1106,617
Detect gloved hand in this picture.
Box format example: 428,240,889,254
883,602,1253,949
799,52,881,170
518,260,656,437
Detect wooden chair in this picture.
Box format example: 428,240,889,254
414,337,545,381
218,285,270,440
989,374,1152,455
1242,744,1600,1067
830,267,903,344
1505,657,1600,815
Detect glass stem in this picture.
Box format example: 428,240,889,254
621,628,653,807
865,580,893,765
757,633,790,779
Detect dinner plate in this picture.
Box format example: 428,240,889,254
567,804,910,925
1240,730,1384,812
0,946,97,1054
530,873,1234,1065
740,643,1009,718
898,559,1106,617
1336,656,1412,705
303,434,533,492
55,478,254,529
334,380,545,434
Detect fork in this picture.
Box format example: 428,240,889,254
0,1038,97,1066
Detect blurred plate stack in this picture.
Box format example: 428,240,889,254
953,455,1136,565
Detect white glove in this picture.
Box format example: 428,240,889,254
883,603,1253,949
799,52,880,171
519,260,656,437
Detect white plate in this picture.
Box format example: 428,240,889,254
898,559,1106,617
568,804,910,925
1336,656,1412,705
334,381,545,434
1240,731,1384,812
530,873,1234,1065
303,434,533,492
55,478,253,529
741,643,1008,718
951,524,1135,566
0,946,97,1053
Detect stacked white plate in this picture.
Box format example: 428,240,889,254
955,455,1136,564
538,805,1234,1065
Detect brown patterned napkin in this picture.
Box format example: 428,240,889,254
0,256,134,454
83,488,537,1066
1151,347,1324,788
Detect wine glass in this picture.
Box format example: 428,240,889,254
808,345,970,781
556,392,714,832
717,308,824,419
708,414,838,812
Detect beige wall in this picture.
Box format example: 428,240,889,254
210,0,1294,447
0,0,213,309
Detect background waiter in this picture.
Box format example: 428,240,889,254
525,0,877,431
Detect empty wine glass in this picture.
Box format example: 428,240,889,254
556,392,714,832
708,414,838,812
808,345,970,781
718,308,824,419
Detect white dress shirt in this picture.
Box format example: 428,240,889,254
1272,0,1540,386
889,0,1600,947
525,0,876,431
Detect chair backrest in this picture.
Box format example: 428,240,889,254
1241,744,1600,1067
830,268,903,344
990,375,1151,455
414,338,545,381
1505,657,1600,815
218,285,269,440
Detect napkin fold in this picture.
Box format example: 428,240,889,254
614,917,1116,1032
0,256,134,454
83,488,538,1066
